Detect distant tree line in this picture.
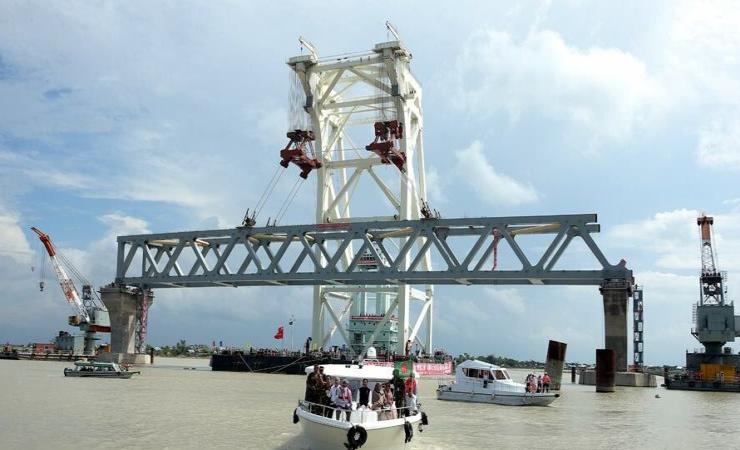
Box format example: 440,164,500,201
455,353,545,369
146,340,214,357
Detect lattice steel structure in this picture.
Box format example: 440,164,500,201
284,39,431,356
111,36,636,363
632,285,643,369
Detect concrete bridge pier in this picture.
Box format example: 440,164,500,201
600,279,630,372
98,286,151,365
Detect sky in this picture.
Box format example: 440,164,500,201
1,0,740,365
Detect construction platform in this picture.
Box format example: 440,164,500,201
578,370,657,387
97,352,151,365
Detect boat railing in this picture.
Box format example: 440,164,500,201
297,400,419,423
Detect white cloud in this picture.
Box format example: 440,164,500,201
610,208,740,273
697,118,740,170
482,287,526,315
424,166,445,204
658,2,740,169
97,213,150,237
662,1,740,107
452,29,663,141
0,203,33,264
453,141,539,206
610,209,698,270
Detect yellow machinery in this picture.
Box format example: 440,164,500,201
700,364,736,382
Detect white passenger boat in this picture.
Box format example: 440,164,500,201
295,364,428,450
63,361,140,378
436,359,559,406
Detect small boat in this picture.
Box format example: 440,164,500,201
437,359,559,406
0,350,20,360
294,364,429,449
63,361,140,378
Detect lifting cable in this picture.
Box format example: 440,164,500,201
275,177,304,225
56,251,103,306
253,165,285,220
37,240,47,290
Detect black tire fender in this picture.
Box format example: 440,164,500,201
345,425,367,449
293,408,299,424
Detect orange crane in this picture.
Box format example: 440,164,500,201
31,227,110,355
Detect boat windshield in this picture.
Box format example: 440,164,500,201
492,369,510,380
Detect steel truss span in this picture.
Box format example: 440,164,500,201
116,213,632,289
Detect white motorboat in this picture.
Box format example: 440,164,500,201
294,364,428,450
63,361,140,379
437,359,559,406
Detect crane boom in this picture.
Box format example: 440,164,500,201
31,227,91,323
696,214,725,305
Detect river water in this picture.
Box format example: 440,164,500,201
2,357,740,449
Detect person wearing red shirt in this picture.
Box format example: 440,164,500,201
404,372,418,414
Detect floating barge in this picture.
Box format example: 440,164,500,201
210,350,452,376
210,350,351,375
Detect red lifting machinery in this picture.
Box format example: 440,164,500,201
365,120,406,172
279,129,322,179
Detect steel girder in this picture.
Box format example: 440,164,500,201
116,213,632,289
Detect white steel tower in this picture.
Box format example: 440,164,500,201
286,34,433,357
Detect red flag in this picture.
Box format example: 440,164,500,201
274,326,284,340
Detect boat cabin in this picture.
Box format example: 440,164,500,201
72,361,123,372
453,360,522,393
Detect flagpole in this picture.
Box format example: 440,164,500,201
289,315,294,352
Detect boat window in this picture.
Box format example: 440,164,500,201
464,368,479,378
493,370,507,380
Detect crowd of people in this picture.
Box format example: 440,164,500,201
524,372,551,393
304,365,418,421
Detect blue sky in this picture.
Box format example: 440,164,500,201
2,1,740,364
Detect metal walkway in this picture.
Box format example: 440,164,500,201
116,213,632,289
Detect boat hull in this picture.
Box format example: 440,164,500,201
64,369,138,379
436,386,558,406
296,408,422,450
663,379,740,392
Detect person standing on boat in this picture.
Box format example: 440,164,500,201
329,377,341,418
318,370,332,417
371,383,383,410
537,374,543,393
358,378,371,408
392,369,406,416
405,340,412,358
305,365,319,400
305,365,321,413
383,383,397,419
405,372,418,414
543,372,551,392
336,379,353,421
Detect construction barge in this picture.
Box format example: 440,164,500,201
210,348,452,376
210,350,351,375
663,215,740,392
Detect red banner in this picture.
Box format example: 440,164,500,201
362,360,452,376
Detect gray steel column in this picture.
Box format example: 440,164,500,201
595,349,616,392
600,279,631,372
545,340,567,390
